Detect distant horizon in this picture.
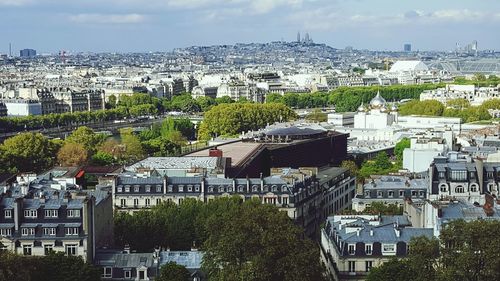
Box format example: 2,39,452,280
1,0,498,54
2,39,490,55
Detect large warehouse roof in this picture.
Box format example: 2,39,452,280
390,60,429,72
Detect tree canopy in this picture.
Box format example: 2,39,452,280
197,103,297,140
114,197,325,281
157,262,191,281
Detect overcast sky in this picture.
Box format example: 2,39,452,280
1,0,499,53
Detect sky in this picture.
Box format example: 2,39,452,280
1,0,499,53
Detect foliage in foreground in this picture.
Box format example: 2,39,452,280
0,251,100,281
114,197,325,281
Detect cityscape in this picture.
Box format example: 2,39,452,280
0,1,500,281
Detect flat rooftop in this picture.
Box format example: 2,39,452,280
127,157,221,171
186,141,262,166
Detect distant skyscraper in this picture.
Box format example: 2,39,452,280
297,32,301,43
19,48,36,58
404,44,412,52
305,32,310,43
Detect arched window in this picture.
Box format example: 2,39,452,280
455,185,464,193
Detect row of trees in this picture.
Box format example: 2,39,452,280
398,98,498,122
454,74,500,87
114,197,326,281
266,84,443,111
367,219,500,281
197,103,298,140
0,251,100,281
0,93,241,134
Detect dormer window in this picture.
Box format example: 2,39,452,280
145,185,151,192
156,185,162,192
24,209,37,218
117,185,123,192
178,185,184,192
134,185,140,192
67,209,81,218
4,209,12,219
45,210,58,218
252,185,258,192
125,185,130,192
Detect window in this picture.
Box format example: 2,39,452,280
134,185,139,192
43,227,56,236
178,185,184,192
65,244,78,256
0,228,12,236
450,170,467,181
145,198,150,207
120,199,127,207
4,209,12,218
45,209,58,218
365,244,372,255
419,191,425,197
125,185,130,192
23,245,32,256
24,209,37,218
377,191,383,198
102,267,112,278
252,185,258,192
348,244,355,255
156,185,162,192
145,185,151,192
348,261,356,272
411,190,417,196
388,191,394,198
365,261,373,272
133,199,139,207
195,185,200,192
470,185,478,192
440,184,448,192
382,244,396,255
22,228,35,236
124,270,131,278
117,186,123,192
67,209,81,218
179,198,184,204
187,185,193,192
455,186,465,193
282,197,288,205
364,191,370,198
167,185,173,192
44,244,53,255
439,172,445,178
156,198,162,205
65,227,79,236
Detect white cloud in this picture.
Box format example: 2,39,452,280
69,13,146,24
0,0,33,6
288,8,500,31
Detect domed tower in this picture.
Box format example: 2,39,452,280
390,103,399,123
369,91,387,110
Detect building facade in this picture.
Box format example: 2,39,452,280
0,174,113,262
320,215,433,281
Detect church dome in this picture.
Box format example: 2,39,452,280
357,102,367,112
391,103,398,112
369,91,386,108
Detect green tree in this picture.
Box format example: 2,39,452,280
157,262,190,281
394,138,411,164
0,133,59,173
107,94,117,109
341,160,359,179
374,151,392,170
57,142,88,166
446,98,470,110
65,126,105,154
91,151,115,165
120,128,145,161
202,199,325,281
399,100,445,116
366,259,414,281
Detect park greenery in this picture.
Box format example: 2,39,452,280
0,250,100,281
398,98,497,122
367,219,500,281
454,74,500,87
305,109,328,122
266,84,443,111
114,197,325,281
197,103,297,140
